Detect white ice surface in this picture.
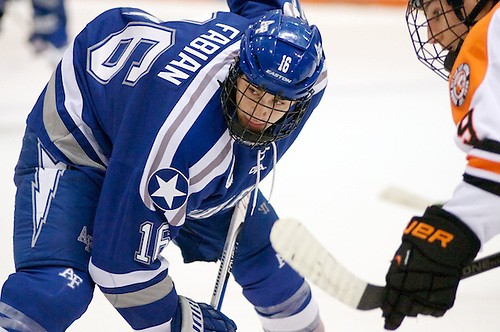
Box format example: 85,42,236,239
0,0,499,331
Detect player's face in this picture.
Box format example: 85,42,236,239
234,75,294,133
423,0,469,52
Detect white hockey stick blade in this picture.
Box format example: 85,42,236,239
378,186,434,211
271,218,500,311
270,218,383,310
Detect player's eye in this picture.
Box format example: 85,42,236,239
433,9,442,17
248,86,260,95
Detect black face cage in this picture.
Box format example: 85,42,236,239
220,64,312,148
406,0,469,80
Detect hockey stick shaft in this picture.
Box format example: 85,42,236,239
271,218,500,311
461,251,500,279
210,193,250,310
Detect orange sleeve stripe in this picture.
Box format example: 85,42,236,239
467,155,500,174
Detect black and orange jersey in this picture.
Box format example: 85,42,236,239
443,2,500,244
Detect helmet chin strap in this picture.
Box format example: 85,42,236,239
444,40,462,72
447,0,492,26
463,0,495,26
444,0,496,72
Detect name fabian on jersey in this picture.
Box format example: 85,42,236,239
158,23,240,85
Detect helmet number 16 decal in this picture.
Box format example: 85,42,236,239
278,55,292,73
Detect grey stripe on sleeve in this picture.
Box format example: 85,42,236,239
103,275,174,309
42,72,105,170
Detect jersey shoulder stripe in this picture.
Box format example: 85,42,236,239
139,42,240,211
188,131,234,194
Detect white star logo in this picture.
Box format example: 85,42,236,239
151,174,185,209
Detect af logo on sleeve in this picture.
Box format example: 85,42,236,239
147,168,188,212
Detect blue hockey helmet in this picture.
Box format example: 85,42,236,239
221,10,325,147
238,10,324,100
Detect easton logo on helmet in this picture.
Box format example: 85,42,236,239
265,69,292,83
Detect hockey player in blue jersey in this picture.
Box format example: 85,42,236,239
0,0,67,65
30,0,68,64
0,0,327,331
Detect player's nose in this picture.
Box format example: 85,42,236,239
426,24,441,45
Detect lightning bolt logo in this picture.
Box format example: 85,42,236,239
31,140,67,247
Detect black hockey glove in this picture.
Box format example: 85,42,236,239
171,295,237,332
382,205,480,330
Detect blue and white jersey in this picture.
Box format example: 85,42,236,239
25,3,327,330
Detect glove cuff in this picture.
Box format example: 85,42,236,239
177,296,204,332
403,205,481,268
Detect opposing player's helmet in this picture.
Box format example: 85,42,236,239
406,0,496,80
221,10,325,147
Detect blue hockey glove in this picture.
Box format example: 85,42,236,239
382,206,480,330
171,296,237,332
